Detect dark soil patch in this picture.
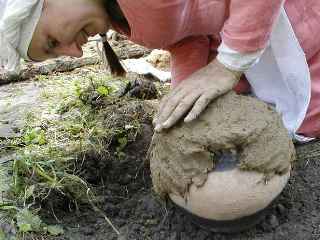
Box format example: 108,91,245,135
39,125,320,240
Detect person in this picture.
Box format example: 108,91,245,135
0,0,318,232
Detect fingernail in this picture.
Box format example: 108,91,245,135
163,121,169,127
154,125,162,132
184,115,193,123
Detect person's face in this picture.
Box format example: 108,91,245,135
28,0,110,61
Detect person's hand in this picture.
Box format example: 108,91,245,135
153,59,243,132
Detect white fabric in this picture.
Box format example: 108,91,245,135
245,7,313,142
0,0,44,73
95,39,171,82
217,41,265,72
0,0,6,19
123,58,171,82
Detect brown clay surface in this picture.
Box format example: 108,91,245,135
149,91,295,199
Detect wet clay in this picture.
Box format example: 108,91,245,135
149,91,296,198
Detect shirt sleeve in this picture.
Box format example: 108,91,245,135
217,41,265,72
221,0,284,52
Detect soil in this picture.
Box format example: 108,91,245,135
37,123,320,240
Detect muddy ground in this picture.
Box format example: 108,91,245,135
1,39,320,240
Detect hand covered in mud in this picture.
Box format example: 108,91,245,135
153,59,242,132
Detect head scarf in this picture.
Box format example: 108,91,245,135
0,0,44,73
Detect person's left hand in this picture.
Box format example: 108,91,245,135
153,59,242,132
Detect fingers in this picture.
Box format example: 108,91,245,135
154,87,230,132
154,90,196,132
153,95,168,126
156,92,201,132
152,59,241,131
184,90,221,123
153,88,181,126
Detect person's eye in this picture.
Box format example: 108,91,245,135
47,38,59,50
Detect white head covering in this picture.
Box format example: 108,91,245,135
0,0,44,73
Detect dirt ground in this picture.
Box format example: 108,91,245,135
36,125,320,240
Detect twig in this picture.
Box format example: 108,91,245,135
86,188,120,236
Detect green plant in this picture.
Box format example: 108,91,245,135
0,71,149,238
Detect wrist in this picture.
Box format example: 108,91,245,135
213,58,243,83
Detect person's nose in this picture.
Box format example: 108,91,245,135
55,42,83,58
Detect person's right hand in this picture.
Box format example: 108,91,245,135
153,59,243,132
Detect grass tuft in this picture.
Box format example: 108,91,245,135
0,72,152,238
